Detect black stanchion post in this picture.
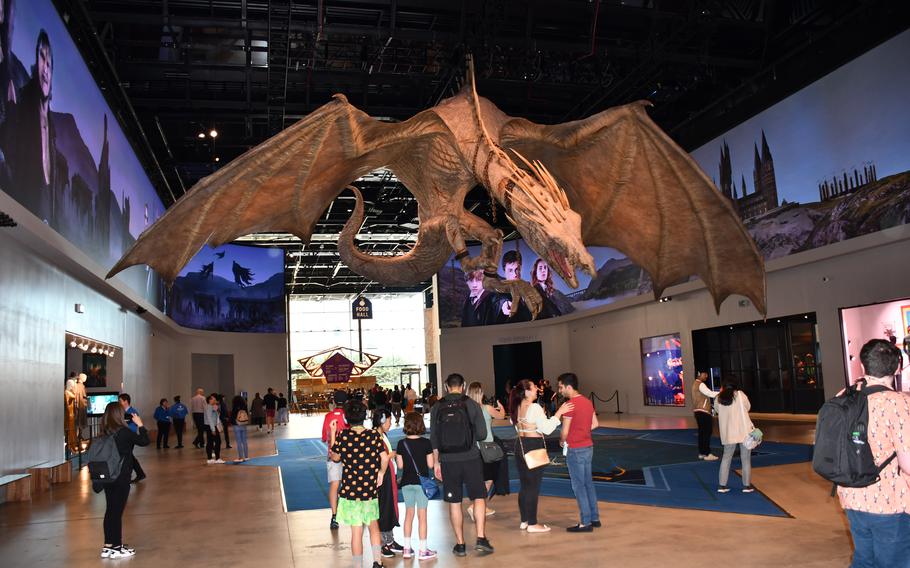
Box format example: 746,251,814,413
614,389,623,415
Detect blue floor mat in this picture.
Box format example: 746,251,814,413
241,426,811,517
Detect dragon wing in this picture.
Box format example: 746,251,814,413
107,95,465,283
499,101,766,315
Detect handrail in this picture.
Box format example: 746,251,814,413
590,390,623,415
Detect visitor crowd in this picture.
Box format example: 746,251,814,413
89,339,910,567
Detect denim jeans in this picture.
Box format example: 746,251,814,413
845,509,910,568
233,425,249,459
566,446,599,526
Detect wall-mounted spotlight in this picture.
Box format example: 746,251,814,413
209,129,218,138
69,339,77,348
658,296,672,303
90,346,98,354
197,132,205,139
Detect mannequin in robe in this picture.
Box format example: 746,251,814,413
64,379,78,451
73,372,88,438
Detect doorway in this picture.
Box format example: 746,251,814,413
191,354,236,397
492,341,543,405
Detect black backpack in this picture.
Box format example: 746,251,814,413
436,395,474,454
86,433,124,484
812,380,897,489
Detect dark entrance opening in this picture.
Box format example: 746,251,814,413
492,341,543,406
692,313,824,414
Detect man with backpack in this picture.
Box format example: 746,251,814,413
430,373,493,557
819,339,910,567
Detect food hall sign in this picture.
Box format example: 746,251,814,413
352,297,373,320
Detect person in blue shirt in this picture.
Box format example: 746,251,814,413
118,393,146,483
153,399,172,449
169,395,189,448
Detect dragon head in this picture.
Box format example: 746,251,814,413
501,150,596,289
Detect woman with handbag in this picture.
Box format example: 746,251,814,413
509,379,574,532
466,382,506,520
714,381,756,493
395,412,438,560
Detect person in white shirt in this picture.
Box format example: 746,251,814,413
190,388,207,448
508,379,574,532
713,382,755,493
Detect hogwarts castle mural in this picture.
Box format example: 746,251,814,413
438,29,910,329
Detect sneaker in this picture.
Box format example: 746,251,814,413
475,537,494,553
206,459,215,464
388,541,405,553
214,459,226,464
591,520,602,528
453,543,467,557
717,486,731,493
566,524,593,533
742,485,755,493
402,548,414,559
703,454,719,461
100,547,115,558
108,546,135,558
330,515,339,530
418,549,437,560
519,522,528,530
381,545,395,558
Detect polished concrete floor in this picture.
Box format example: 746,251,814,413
0,413,853,568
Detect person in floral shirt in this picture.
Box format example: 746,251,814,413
837,339,910,567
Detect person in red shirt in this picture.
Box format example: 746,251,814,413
557,373,600,532
322,390,349,530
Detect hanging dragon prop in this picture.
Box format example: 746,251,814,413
108,59,766,316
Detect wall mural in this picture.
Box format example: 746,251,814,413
437,30,910,328
640,334,685,407
168,244,286,333
0,0,165,307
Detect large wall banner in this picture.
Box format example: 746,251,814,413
168,244,286,333
437,30,910,329
0,0,166,307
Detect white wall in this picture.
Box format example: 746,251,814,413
439,224,910,416
0,193,288,475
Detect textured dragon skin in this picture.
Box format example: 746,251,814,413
107,65,766,317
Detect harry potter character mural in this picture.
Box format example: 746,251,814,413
0,0,166,308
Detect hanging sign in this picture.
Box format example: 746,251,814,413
352,296,373,320
322,352,356,383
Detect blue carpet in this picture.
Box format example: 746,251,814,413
241,426,812,517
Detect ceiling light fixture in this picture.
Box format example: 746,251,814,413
197,132,205,139
209,129,218,138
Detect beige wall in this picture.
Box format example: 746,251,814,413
439,224,910,416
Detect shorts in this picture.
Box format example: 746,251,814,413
266,409,276,418
482,459,499,482
327,460,343,483
336,498,379,526
401,484,429,509
440,458,486,503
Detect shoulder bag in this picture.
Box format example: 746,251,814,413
404,440,439,500
516,427,549,469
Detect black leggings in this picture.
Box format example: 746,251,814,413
103,476,131,546
221,421,230,446
695,411,713,456
514,437,546,525
205,426,222,460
